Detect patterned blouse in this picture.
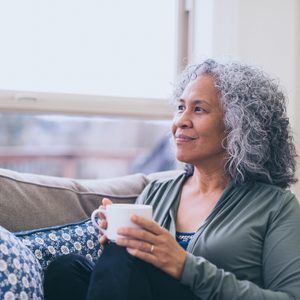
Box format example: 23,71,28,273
176,232,195,250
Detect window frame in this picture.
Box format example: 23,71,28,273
0,0,191,120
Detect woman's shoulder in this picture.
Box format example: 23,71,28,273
239,180,298,210
225,181,300,227
252,181,296,198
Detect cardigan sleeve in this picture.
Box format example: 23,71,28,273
180,194,300,300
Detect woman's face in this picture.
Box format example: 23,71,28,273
172,74,227,168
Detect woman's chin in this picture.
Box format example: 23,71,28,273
175,154,191,164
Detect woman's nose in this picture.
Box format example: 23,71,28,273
174,111,193,128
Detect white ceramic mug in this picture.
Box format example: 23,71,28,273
91,203,152,241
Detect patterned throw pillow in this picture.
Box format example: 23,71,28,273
0,225,43,300
15,219,102,270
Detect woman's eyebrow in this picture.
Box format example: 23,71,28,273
178,98,211,106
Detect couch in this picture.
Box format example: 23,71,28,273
0,167,181,299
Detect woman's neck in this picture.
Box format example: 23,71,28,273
188,165,230,195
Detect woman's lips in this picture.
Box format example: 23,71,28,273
175,134,197,143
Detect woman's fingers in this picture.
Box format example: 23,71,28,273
99,210,107,220
116,237,155,254
98,197,112,222
102,197,113,206
131,215,166,235
117,227,157,245
100,219,107,229
126,247,157,265
97,198,112,246
99,234,108,246
116,218,187,279
116,216,166,248
99,219,108,246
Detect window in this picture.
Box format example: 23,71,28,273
0,112,175,178
0,1,188,178
0,0,177,99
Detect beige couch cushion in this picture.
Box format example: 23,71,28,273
0,168,182,232
0,168,149,232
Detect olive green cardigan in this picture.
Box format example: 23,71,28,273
136,172,300,299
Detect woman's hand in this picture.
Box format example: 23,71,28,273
115,215,187,280
98,198,113,246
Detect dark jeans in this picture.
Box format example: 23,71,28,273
44,243,199,300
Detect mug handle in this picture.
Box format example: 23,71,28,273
91,208,107,235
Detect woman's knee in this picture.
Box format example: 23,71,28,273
44,254,94,300
45,253,94,284
46,254,84,272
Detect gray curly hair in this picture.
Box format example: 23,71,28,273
173,59,297,188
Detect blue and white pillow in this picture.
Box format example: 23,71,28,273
0,225,43,300
15,219,102,270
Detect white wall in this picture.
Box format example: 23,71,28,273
192,0,300,197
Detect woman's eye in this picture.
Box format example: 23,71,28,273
177,105,185,112
194,106,204,112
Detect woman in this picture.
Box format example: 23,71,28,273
44,59,300,299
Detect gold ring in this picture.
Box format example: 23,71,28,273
150,244,155,253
